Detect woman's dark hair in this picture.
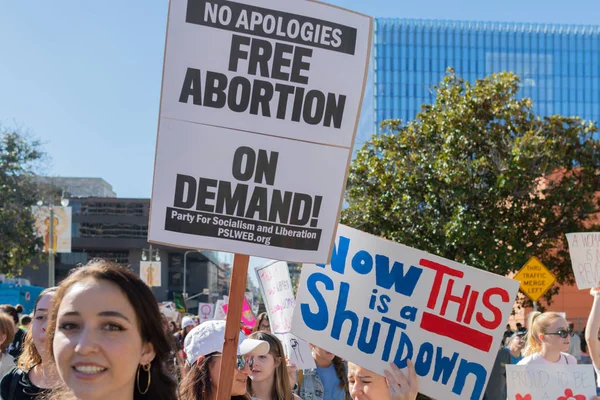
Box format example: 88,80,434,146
247,332,294,400
332,356,349,393
45,259,178,400
253,312,269,333
180,353,250,400
0,304,19,325
18,287,57,370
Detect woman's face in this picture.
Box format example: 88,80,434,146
249,352,278,383
348,363,390,400
258,318,270,332
541,317,570,352
208,354,250,396
53,278,155,400
32,292,55,361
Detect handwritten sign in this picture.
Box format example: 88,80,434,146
506,364,596,400
256,261,315,369
291,224,520,400
566,232,600,289
256,261,296,333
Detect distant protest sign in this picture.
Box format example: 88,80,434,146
506,364,596,400
214,298,228,320
291,224,520,400
256,261,315,369
149,0,372,264
566,232,600,289
198,302,215,322
224,298,256,328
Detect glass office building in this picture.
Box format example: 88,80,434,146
357,19,600,145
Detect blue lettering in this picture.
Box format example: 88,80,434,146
452,359,487,400
393,332,413,368
300,273,333,331
317,235,350,274
375,255,423,296
381,317,407,362
352,250,373,274
400,305,418,321
415,342,434,376
357,318,380,354
331,282,358,345
377,295,391,314
432,347,459,384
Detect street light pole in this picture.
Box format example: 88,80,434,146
48,205,55,287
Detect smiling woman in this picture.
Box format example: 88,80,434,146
43,260,178,400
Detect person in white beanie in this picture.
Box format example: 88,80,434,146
179,320,269,400
175,316,196,361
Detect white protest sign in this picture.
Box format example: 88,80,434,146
566,232,600,289
291,224,520,400
149,0,372,264
256,261,295,333
256,260,315,369
198,302,215,322
214,298,228,320
278,332,315,370
506,364,596,400
161,0,371,148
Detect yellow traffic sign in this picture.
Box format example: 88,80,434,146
513,256,556,302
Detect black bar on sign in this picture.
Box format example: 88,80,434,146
164,207,322,250
185,0,358,55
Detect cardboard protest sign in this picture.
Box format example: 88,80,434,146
224,298,256,328
149,0,372,264
256,260,315,369
161,0,372,148
214,298,228,320
506,364,596,400
278,332,315,370
291,224,520,400
566,232,600,289
256,261,295,333
159,302,179,322
198,302,215,322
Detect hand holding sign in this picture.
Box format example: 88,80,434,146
385,360,418,400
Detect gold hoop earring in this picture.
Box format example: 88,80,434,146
137,363,151,395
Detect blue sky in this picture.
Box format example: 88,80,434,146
2,1,599,199
3,0,599,282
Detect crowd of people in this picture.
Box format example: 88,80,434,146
0,259,418,400
5,259,600,400
484,286,600,400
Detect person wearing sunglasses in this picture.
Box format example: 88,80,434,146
518,311,576,365
179,320,270,400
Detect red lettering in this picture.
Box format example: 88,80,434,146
463,289,479,324
420,259,464,309
476,287,510,329
420,312,493,352
440,280,470,322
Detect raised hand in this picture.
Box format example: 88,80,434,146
384,359,418,400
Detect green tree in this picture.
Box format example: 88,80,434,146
0,128,46,275
343,70,600,305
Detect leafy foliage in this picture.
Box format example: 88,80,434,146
0,129,46,275
343,70,600,305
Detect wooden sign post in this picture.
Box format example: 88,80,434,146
149,1,373,399
216,253,249,400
